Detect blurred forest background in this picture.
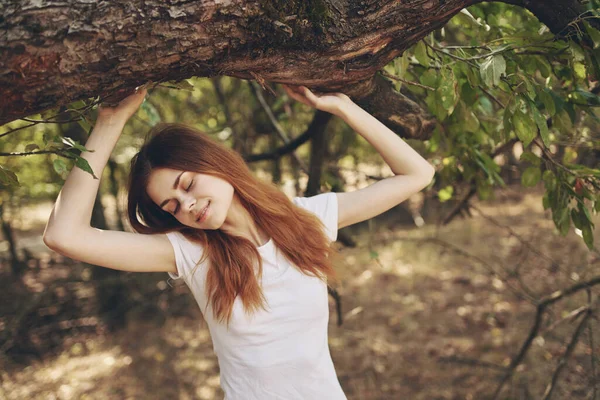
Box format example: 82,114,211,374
2,2,600,399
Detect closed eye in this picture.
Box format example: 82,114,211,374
172,179,193,214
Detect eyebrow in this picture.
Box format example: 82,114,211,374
159,171,184,209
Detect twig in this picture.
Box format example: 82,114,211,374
379,70,435,91
542,306,593,399
0,150,58,157
0,122,37,139
588,289,598,400
401,236,536,304
438,355,507,372
249,81,310,173
440,138,519,226
492,276,600,399
479,86,505,108
470,204,561,268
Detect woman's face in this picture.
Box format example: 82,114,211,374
146,167,234,229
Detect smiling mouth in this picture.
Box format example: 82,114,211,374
196,201,210,223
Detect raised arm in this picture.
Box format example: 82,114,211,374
283,85,435,230
43,88,177,274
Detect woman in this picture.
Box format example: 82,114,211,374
44,83,435,399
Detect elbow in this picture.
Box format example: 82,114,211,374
43,227,70,254
43,230,62,253
420,165,435,188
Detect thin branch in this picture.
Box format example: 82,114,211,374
441,138,519,225
492,277,600,399
470,204,561,268
249,81,310,173
379,70,435,91
0,150,58,157
479,86,505,108
403,236,536,304
542,307,593,400
0,122,38,139
438,355,507,372
588,289,598,400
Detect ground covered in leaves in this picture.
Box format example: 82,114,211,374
1,186,598,399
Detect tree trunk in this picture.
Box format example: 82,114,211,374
0,204,24,276
305,113,331,196
107,158,125,232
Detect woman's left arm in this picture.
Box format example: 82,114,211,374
283,85,435,230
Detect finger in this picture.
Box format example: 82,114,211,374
285,87,311,106
301,86,320,104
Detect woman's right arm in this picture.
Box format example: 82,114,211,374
43,88,177,274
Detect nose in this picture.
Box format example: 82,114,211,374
182,195,196,214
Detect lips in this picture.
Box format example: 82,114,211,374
196,201,210,223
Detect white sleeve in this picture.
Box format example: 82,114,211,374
293,192,338,242
165,231,204,280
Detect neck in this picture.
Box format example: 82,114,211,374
219,194,268,247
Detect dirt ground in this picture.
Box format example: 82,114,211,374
0,185,598,400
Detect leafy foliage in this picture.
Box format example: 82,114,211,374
384,4,600,249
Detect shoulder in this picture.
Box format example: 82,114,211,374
293,192,338,242
165,231,205,280
293,192,338,213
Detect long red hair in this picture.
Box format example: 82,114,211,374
127,123,337,324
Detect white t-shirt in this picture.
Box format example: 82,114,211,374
166,192,346,400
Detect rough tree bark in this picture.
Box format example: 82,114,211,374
0,0,593,138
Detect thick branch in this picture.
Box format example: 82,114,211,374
1,0,476,139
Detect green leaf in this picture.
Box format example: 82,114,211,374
543,170,556,191
582,225,594,250
61,136,90,153
573,62,587,80
438,68,458,116
522,167,541,187
520,151,541,166
512,109,537,147
556,206,571,236
538,89,556,117
584,21,600,49
53,159,68,176
480,54,506,87
25,143,40,152
522,76,537,101
579,202,594,228
425,91,448,121
465,64,481,88
572,89,600,106
165,79,195,92
569,42,586,62
369,250,379,259
75,157,98,179
0,165,19,188
77,117,93,135
531,104,550,147
414,41,431,67
438,185,454,202
542,193,550,210
571,208,584,230
535,56,552,79
141,101,161,127
554,109,573,133
420,69,439,88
